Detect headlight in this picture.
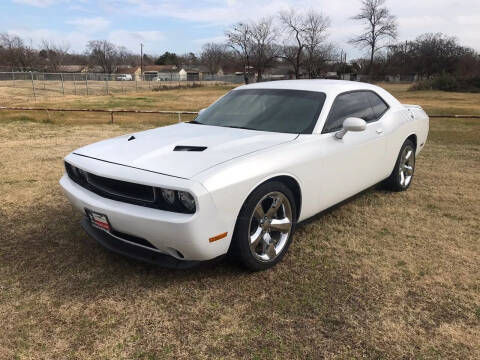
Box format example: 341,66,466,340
177,191,196,212
161,189,175,204
159,188,196,213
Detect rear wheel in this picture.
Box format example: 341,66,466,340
384,139,416,191
231,181,297,271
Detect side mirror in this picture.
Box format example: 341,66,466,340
335,117,367,139
198,108,207,116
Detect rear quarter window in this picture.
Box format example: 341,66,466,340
365,92,389,119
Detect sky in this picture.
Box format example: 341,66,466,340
1,0,480,60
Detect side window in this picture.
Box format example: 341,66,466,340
322,92,375,133
365,92,389,119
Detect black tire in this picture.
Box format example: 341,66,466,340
230,181,297,271
383,139,416,192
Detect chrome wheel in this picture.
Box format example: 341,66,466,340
399,145,415,187
248,191,293,262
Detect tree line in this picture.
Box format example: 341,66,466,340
0,0,478,82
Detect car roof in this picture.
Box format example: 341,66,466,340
236,79,378,93
234,79,401,107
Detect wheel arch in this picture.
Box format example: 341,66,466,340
390,133,418,174
406,133,418,150
246,175,303,222
387,133,418,178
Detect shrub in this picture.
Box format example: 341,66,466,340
434,73,459,91
410,73,480,93
152,83,205,91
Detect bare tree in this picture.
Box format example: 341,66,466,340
179,52,199,66
40,41,70,72
279,9,331,78
86,40,128,73
303,10,332,78
117,46,132,66
249,17,279,81
279,9,305,78
349,0,398,75
0,33,37,70
406,33,472,77
305,44,336,78
200,43,227,75
226,22,253,83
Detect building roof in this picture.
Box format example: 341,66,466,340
116,66,139,74
182,67,203,73
142,65,180,73
84,65,104,73
57,65,86,73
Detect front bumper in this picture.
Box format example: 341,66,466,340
60,171,232,262
81,217,200,269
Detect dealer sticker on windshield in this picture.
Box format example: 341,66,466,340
85,209,111,232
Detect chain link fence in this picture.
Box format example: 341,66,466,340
0,71,244,101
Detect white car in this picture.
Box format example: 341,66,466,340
116,74,133,81
60,80,429,270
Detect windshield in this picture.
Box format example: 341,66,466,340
193,89,326,134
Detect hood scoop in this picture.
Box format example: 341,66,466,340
173,145,207,152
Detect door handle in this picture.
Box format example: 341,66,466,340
376,128,384,134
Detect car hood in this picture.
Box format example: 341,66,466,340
73,122,297,179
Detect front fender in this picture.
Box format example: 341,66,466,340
194,151,305,235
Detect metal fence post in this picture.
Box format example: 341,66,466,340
178,113,181,122
30,72,36,101
73,73,77,95
105,74,109,95
85,73,89,96
45,109,52,122
12,71,15,88
110,111,114,124
60,73,65,95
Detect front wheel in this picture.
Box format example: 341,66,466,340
230,181,297,271
384,139,416,191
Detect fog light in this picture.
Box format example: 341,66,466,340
161,189,175,204
177,191,196,212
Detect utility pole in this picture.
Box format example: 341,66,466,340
140,43,144,78
339,50,343,79
104,41,107,74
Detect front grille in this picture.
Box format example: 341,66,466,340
66,162,156,207
87,172,155,203
65,161,196,214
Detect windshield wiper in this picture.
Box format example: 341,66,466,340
189,120,204,125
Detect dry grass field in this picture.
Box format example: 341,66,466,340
0,80,234,105
0,84,479,359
